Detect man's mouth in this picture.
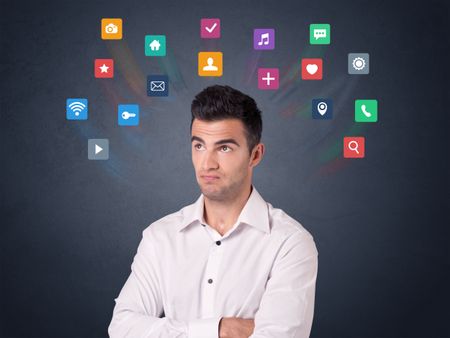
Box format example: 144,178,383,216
201,175,220,181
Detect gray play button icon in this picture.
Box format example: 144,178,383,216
88,139,109,160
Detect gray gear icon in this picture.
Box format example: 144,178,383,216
352,57,366,71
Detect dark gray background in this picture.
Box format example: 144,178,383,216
1,0,449,337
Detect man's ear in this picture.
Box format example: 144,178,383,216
250,143,265,168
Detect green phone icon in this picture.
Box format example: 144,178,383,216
355,99,378,122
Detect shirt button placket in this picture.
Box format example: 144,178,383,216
202,239,224,317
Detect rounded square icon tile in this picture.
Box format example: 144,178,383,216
355,99,378,122
198,52,223,76
310,24,330,45
88,139,109,160
348,53,370,74
101,18,122,40
145,35,166,56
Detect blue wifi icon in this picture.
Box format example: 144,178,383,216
66,98,88,120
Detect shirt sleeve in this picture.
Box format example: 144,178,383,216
249,230,318,338
108,229,221,338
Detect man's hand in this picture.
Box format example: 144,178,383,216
219,317,255,338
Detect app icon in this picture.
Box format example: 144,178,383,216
201,18,221,38
301,58,323,80
66,98,88,120
101,18,122,40
118,104,139,126
343,137,365,158
253,29,275,50
348,53,369,74
312,98,333,119
94,59,114,78
198,52,223,76
258,68,279,90
147,75,169,96
310,24,330,44
88,139,109,160
145,35,166,56
355,99,378,122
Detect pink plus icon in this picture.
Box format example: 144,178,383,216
258,68,279,90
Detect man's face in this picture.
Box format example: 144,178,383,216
191,118,257,201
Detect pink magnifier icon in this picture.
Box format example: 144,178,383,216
348,140,359,154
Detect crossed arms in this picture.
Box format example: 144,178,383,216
108,230,318,338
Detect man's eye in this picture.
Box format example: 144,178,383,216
194,144,204,150
220,145,231,152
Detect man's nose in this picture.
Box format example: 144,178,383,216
201,150,219,170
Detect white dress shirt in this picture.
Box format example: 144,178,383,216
108,186,318,338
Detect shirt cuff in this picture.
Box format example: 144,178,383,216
188,317,221,338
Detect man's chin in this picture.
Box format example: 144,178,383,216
199,183,226,201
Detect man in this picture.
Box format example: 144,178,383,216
108,85,318,338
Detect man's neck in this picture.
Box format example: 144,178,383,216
203,185,253,236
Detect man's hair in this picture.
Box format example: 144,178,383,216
190,85,262,154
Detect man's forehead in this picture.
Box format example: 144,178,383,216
191,119,245,139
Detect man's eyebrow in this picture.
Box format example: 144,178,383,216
191,136,240,147
191,136,205,143
215,138,240,147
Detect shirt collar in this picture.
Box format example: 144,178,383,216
178,185,270,234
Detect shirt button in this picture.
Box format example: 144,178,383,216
208,278,213,284
216,241,221,246
201,223,206,227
